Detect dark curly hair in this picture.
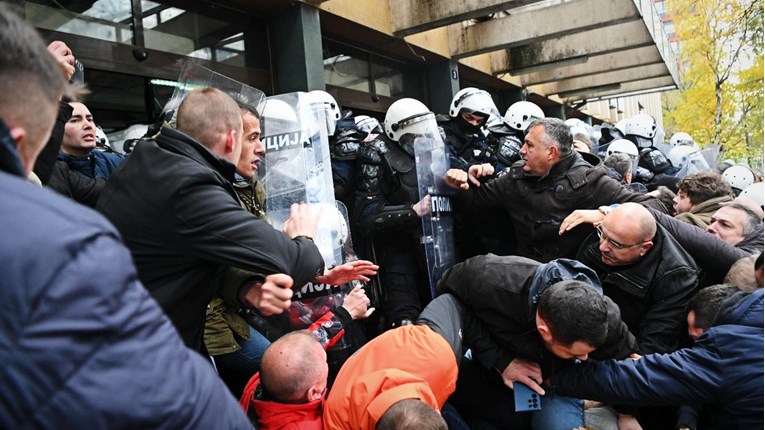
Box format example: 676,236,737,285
677,172,733,205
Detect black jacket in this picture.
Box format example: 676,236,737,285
648,207,763,286
454,151,664,262
97,127,324,351
437,254,637,375
578,225,699,354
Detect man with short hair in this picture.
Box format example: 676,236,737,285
58,101,125,179
550,289,764,429
686,284,741,340
673,171,733,228
239,331,326,429
437,254,637,429
98,87,374,353
604,152,633,183
0,5,252,428
707,201,762,247
445,118,664,263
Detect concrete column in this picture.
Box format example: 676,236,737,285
272,3,325,93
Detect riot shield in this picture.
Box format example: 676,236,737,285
415,136,457,298
162,61,266,123
701,144,721,168
259,92,341,267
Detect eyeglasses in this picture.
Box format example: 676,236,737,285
595,224,646,250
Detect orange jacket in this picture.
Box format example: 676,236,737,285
323,325,458,430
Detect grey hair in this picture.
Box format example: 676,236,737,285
528,117,573,158
604,152,633,180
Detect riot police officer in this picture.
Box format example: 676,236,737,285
353,98,435,329
438,87,498,171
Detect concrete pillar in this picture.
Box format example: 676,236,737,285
272,3,325,93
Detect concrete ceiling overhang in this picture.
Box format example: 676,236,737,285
388,0,680,101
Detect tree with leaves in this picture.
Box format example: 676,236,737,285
663,0,763,169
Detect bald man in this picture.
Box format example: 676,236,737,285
239,331,326,429
562,203,700,428
571,203,699,356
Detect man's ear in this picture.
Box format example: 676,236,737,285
224,129,237,154
9,126,27,146
536,314,553,342
639,241,654,257
306,384,324,402
547,144,559,161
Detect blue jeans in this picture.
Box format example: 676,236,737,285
214,326,270,397
532,394,584,429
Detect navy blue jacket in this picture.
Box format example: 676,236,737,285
0,120,252,428
551,289,764,429
58,149,126,179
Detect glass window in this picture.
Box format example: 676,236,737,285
141,5,247,66
324,51,370,92
323,39,422,100
26,0,134,45
371,59,404,98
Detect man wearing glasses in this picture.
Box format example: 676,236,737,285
563,202,699,428
573,202,699,356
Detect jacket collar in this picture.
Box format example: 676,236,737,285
510,151,598,190
580,226,670,291
155,126,237,182
528,258,604,311
0,118,25,177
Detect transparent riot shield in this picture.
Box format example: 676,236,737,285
162,61,266,124
259,92,341,267
415,136,457,298
701,144,721,169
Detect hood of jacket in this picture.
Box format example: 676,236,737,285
528,258,603,310
713,289,764,330
245,373,324,430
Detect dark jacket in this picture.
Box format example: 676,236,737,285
33,101,71,184
454,151,664,262
551,289,764,430
31,102,105,207
47,161,106,207
58,149,126,179
577,225,699,354
648,207,763,286
0,120,252,429
437,254,637,375
97,127,324,351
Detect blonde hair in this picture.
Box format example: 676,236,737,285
176,87,242,149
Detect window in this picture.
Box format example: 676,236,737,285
26,0,133,44
322,39,422,100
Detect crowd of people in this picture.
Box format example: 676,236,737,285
1,4,763,429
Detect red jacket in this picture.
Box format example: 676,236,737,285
240,373,323,430
323,325,458,430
